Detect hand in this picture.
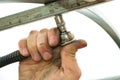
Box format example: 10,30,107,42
18,28,87,80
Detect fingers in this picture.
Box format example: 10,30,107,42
37,29,52,60
61,40,87,76
48,28,59,47
27,30,41,61
18,39,29,56
18,28,59,61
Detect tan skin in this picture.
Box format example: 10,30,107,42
18,28,87,80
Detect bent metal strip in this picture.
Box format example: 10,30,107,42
0,0,111,31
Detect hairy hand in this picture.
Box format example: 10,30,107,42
18,28,87,80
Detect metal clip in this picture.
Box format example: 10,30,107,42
55,14,74,46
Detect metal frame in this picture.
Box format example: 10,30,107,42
78,8,120,48
0,0,109,31
0,0,57,3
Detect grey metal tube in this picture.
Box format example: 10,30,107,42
98,75,120,80
0,0,57,3
78,8,120,48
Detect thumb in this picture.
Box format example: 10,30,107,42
61,39,87,75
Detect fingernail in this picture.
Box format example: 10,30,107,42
43,52,52,60
33,53,41,61
80,40,87,47
77,40,87,49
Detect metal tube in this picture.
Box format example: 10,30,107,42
78,8,120,48
0,0,57,3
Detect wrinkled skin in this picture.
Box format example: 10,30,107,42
18,28,87,80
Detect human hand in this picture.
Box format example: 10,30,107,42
18,28,87,80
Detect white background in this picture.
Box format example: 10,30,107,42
0,0,120,80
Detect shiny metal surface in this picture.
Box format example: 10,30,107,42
55,15,73,45
99,76,120,80
78,8,120,48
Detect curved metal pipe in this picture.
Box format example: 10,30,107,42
99,75,120,80
78,8,120,48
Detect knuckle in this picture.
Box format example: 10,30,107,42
38,43,46,48
39,28,48,33
63,46,77,54
51,28,58,33
49,28,59,46
49,28,59,36
18,39,26,47
27,43,36,51
29,45,36,50
37,43,49,53
29,30,37,35
28,43,36,49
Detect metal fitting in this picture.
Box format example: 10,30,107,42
55,14,74,46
